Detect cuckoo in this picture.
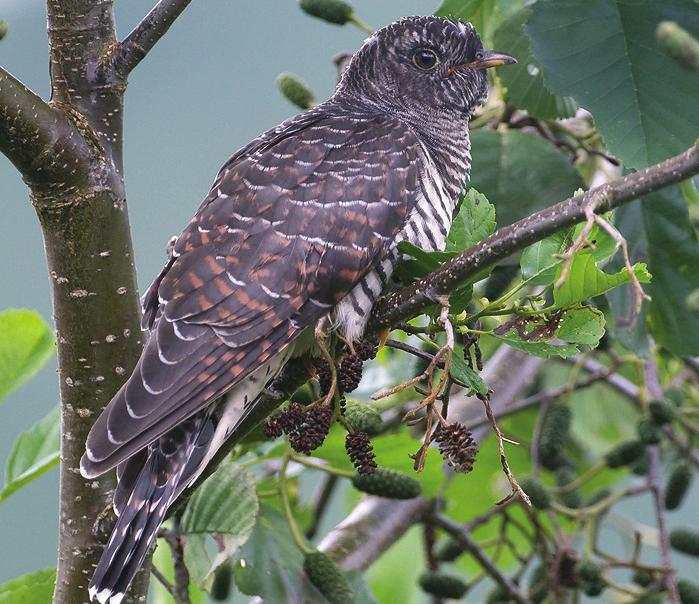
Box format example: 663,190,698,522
81,15,515,603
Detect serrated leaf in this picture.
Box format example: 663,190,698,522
0,309,54,403
520,218,617,287
233,504,329,602
447,189,497,252
494,7,576,119
436,0,522,43
553,253,651,308
490,307,605,358
557,307,606,346
0,569,55,604
181,462,258,588
526,0,699,169
450,346,489,396
0,406,60,503
492,332,580,359
520,231,569,286
470,129,583,228
611,185,699,356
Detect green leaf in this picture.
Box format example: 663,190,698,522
469,129,583,228
0,309,54,403
520,230,569,286
553,253,650,308
520,217,617,287
557,307,606,346
491,307,605,358
492,331,580,359
493,7,576,119
447,189,497,252
0,406,60,503
612,186,699,356
0,569,55,604
526,0,699,169
450,345,489,396
180,462,258,588
435,0,522,43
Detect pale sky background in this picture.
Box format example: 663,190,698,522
0,0,434,582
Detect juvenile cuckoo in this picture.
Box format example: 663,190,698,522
81,15,515,603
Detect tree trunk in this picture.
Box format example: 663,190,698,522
0,1,192,600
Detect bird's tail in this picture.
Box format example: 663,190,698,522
89,410,215,604
88,450,179,604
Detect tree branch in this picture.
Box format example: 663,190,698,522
433,514,532,604
368,143,699,333
317,496,433,571
0,66,90,191
644,358,680,604
113,0,193,78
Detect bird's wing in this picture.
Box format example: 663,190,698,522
82,110,422,476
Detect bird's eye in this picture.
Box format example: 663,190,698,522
475,50,485,60
412,48,440,70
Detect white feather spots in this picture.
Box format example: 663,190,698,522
226,272,246,287
259,283,289,300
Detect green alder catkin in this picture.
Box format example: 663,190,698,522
303,551,355,604
649,399,675,425
538,403,572,470
418,572,469,599
656,21,699,70
520,477,551,510
670,528,699,557
351,468,421,499
276,73,315,110
665,462,692,511
605,440,645,468
678,579,699,604
300,0,354,25
434,537,465,562
343,402,382,435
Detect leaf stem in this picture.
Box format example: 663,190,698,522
290,455,354,479
278,451,313,555
349,15,374,36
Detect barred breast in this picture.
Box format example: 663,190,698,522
334,142,467,341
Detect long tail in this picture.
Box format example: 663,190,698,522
89,411,214,604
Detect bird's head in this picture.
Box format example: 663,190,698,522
335,15,516,121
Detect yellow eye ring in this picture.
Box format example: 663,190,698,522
412,48,440,70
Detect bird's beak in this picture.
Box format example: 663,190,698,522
448,50,517,74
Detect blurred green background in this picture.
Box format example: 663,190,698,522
0,0,432,583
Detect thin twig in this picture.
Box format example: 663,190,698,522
434,514,532,604
158,519,191,604
479,394,530,507
384,338,444,366
644,359,680,603
305,475,339,540
113,0,193,77
151,566,183,603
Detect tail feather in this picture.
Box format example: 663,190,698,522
89,453,178,604
89,410,215,604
